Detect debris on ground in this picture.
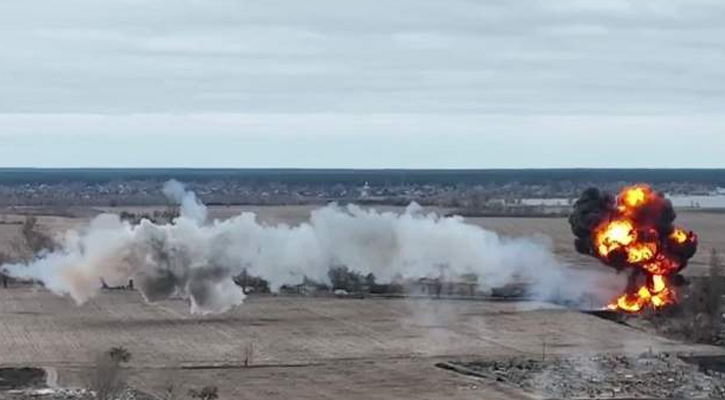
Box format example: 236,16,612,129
5,388,93,400
454,352,725,399
3,387,153,400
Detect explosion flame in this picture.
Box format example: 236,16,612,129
569,185,698,313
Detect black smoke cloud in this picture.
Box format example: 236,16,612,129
569,186,696,275
569,188,617,263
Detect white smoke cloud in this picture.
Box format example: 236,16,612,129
162,179,208,223
1,182,590,314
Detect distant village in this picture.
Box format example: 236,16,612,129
0,179,719,212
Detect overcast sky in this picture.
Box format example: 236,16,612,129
1,0,724,168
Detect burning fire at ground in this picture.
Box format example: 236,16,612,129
569,185,698,313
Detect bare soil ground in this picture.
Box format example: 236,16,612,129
1,206,724,399
0,290,722,399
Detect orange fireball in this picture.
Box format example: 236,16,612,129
607,274,676,312
621,186,648,209
670,228,688,244
588,185,697,312
595,219,636,256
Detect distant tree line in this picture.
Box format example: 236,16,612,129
118,207,179,225
2,168,725,186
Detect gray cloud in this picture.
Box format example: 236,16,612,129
0,114,723,168
1,0,724,114
0,0,723,167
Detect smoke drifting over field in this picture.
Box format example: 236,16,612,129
2,181,590,314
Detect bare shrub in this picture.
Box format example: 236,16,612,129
108,346,132,363
0,251,9,288
188,386,219,400
160,369,184,400
662,248,725,343
328,266,364,293
161,203,180,223
11,216,54,261
705,248,724,338
89,347,132,400
235,269,270,294
688,249,724,342
243,342,254,367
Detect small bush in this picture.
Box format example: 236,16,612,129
11,216,54,261
161,370,184,400
108,346,132,364
188,386,219,400
243,343,254,367
89,347,132,400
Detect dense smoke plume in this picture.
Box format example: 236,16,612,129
3,181,587,314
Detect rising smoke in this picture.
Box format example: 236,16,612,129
2,181,593,314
